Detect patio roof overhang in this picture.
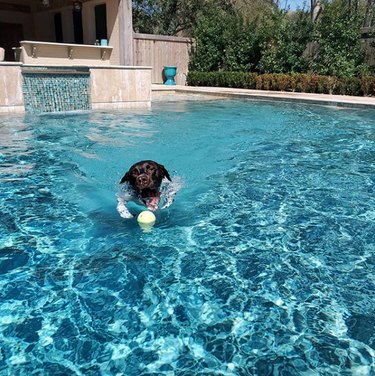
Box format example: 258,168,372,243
0,1,90,13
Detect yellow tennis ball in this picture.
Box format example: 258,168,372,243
137,210,156,225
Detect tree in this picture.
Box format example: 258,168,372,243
132,0,233,36
189,4,262,71
132,0,275,36
311,0,323,22
308,0,366,76
132,0,201,35
363,0,375,26
257,9,313,73
223,19,261,71
231,0,277,23
188,5,232,71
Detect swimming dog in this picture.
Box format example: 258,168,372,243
117,160,173,218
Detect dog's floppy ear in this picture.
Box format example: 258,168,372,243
119,171,130,184
159,163,172,181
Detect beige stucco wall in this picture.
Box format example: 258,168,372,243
0,64,24,113
81,0,121,65
107,0,121,65
34,9,60,42
0,10,34,40
90,66,152,109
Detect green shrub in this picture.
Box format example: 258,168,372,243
186,71,375,97
359,76,375,96
316,76,333,94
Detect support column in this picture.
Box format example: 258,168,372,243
118,0,133,66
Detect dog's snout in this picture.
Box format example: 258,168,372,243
137,174,151,186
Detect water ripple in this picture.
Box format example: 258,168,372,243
0,101,375,375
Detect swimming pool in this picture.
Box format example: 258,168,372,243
1,99,374,375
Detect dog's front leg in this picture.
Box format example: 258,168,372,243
116,193,134,218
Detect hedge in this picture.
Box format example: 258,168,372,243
186,71,375,96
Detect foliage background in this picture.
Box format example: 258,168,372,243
132,0,373,78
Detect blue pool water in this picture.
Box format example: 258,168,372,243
0,99,375,375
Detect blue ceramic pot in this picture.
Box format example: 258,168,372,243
163,66,177,85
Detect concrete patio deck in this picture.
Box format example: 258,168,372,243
152,84,375,109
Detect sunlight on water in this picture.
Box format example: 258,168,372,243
0,99,375,375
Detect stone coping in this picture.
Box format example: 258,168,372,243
152,84,375,109
20,40,113,50
0,62,23,66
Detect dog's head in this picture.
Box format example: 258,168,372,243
120,160,171,196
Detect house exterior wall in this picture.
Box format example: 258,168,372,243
33,6,75,43
79,0,126,65
31,0,121,63
1,0,122,65
106,0,121,65
0,10,34,40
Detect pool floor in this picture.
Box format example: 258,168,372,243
0,99,375,375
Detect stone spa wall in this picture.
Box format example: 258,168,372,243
0,64,152,114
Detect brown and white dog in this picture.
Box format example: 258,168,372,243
117,160,173,218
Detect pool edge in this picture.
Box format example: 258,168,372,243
152,84,375,109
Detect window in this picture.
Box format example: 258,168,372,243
73,6,83,43
54,13,63,42
95,4,107,41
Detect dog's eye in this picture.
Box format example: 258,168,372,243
145,164,155,171
132,170,139,176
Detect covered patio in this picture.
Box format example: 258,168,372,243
0,0,153,113
0,0,133,65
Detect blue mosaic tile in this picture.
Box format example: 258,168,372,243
22,69,91,113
